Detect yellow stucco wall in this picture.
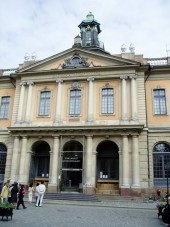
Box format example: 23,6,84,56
32,83,56,122
146,80,170,126
95,79,120,120
0,87,15,127
63,81,87,121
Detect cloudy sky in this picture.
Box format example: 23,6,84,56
1,0,170,69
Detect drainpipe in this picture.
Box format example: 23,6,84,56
9,76,16,88
144,65,152,200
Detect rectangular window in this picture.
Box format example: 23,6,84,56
153,89,167,115
0,96,10,118
102,88,114,114
69,90,81,115
38,91,51,116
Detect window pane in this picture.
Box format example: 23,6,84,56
69,90,81,115
39,91,50,116
153,89,167,115
0,96,10,118
102,88,114,114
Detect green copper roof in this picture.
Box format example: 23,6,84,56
82,12,98,23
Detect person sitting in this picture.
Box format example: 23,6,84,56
162,196,170,225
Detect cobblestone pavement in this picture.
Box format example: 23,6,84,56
0,201,165,227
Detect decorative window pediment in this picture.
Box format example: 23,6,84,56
63,53,89,69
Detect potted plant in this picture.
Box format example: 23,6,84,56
0,201,15,221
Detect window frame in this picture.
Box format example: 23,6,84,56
153,143,170,187
68,88,82,116
100,87,114,115
38,90,51,117
153,88,167,115
0,96,11,119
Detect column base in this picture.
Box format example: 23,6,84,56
131,184,140,188
48,183,58,193
83,185,95,194
120,187,141,196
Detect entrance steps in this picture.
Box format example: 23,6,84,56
41,193,141,203
95,194,142,202
43,192,100,202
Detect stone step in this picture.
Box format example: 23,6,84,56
43,193,100,202
95,194,142,202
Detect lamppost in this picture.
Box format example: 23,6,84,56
165,162,170,199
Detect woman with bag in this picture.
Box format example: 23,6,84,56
16,185,27,210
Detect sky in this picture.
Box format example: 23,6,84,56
1,0,170,69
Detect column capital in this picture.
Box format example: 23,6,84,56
120,75,128,80
87,77,94,82
27,81,34,86
56,79,63,84
129,75,137,79
131,134,139,138
19,81,27,86
86,135,93,138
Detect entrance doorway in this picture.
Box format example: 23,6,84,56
96,140,119,194
61,141,83,192
30,141,50,188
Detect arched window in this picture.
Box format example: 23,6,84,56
0,144,7,181
153,143,170,186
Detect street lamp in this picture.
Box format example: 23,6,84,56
165,162,170,199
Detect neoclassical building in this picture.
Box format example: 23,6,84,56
0,12,170,197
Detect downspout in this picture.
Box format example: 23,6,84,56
144,65,152,199
9,76,16,88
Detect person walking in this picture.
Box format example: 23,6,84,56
11,182,19,207
0,182,9,203
36,181,46,207
35,183,39,204
16,184,27,209
28,183,34,203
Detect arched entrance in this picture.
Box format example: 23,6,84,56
29,141,50,187
61,140,83,192
153,142,170,187
0,143,7,191
96,140,119,195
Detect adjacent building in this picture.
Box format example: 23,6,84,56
1,12,170,197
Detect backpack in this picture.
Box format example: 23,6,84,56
22,187,26,195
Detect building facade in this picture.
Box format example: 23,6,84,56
0,12,170,197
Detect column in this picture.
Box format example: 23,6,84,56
25,81,34,122
131,135,140,187
17,82,26,122
86,136,93,184
87,77,94,122
50,136,60,184
10,136,20,182
121,135,130,187
129,75,138,120
24,150,32,184
91,151,97,186
120,76,128,120
18,136,27,183
55,79,63,122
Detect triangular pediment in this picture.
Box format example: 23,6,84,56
18,48,140,73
